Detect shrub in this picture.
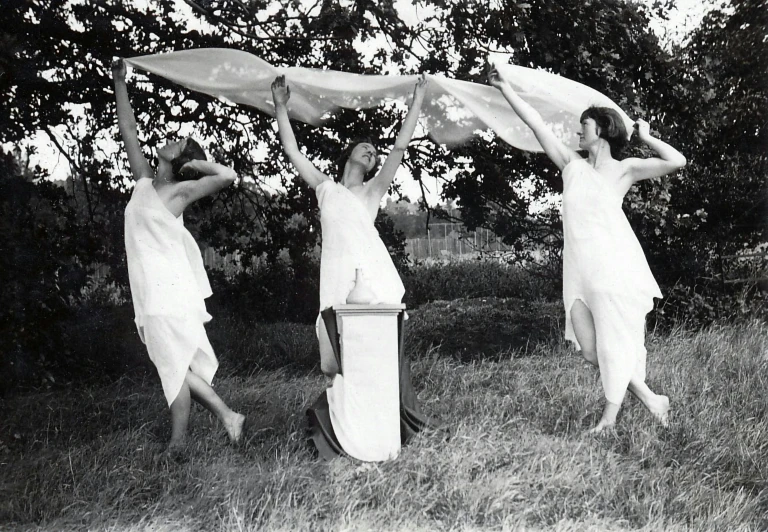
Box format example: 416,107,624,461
207,259,320,325
403,259,559,306
405,297,563,361
0,152,88,393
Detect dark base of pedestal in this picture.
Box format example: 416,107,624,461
307,307,449,461
306,355,448,461
306,391,344,459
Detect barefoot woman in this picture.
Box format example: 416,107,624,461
488,65,685,432
271,74,442,458
113,59,245,449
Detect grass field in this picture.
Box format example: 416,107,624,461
1,299,766,531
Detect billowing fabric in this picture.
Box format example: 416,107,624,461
315,180,404,368
125,48,633,152
561,159,662,403
125,178,218,405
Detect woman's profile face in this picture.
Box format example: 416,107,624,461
578,118,600,149
349,142,378,173
158,137,189,161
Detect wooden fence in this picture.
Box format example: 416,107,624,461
404,223,513,262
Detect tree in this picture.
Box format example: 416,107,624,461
3,0,763,329
400,0,683,270
408,0,765,316
2,0,416,275
0,148,91,389
669,0,767,252
642,0,767,318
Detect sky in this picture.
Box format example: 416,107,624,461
22,0,721,206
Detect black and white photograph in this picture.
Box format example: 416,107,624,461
2,0,766,530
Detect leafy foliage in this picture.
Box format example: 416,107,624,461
412,0,766,318
3,0,416,268
0,150,85,389
642,0,768,319
5,0,762,272
0,0,765,392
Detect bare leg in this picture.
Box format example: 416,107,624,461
184,370,245,443
570,300,620,432
169,380,192,448
570,300,669,432
629,381,670,427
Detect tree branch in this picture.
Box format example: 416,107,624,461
181,0,352,41
44,126,95,223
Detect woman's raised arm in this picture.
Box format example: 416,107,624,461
175,160,237,207
112,59,153,180
622,119,687,182
271,75,329,190
366,75,429,202
488,64,580,171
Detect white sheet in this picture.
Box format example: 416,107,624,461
125,48,634,152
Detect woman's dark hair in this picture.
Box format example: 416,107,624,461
580,106,628,158
334,137,380,183
171,138,207,181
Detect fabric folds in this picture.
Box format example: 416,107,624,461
125,48,634,152
307,310,447,461
314,180,404,373
124,178,218,405
561,159,662,404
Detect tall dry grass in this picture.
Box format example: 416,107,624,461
1,300,765,531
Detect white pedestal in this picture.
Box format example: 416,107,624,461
326,304,405,462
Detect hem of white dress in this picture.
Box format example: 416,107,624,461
162,331,217,407
563,292,661,351
139,315,218,406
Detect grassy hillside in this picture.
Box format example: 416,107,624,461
1,300,766,531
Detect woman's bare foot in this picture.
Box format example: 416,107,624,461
168,435,187,449
588,418,616,434
645,394,670,427
587,401,620,434
224,412,246,443
159,440,189,464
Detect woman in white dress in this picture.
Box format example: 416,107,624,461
113,59,245,450
271,74,443,458
271,74,429,376
488,65,686,432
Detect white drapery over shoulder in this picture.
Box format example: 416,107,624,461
125,48,633,152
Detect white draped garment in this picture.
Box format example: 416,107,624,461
562,159,662,403
315,180,405,366
125,178,219,405
125,48,633,152
123,48,647,406
315,180,405,460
